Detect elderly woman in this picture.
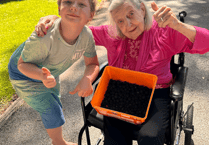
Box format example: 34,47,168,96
35,0,209,144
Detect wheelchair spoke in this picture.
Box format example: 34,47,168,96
182,103,194,119
174,123,181,145
95,133,104,145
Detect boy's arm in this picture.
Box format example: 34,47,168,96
83,55,100,83
18,56,43,80
18,56,56,88
69,55,100,97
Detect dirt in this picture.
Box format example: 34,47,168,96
101,79,152,117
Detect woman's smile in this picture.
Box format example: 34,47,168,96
129,27,137,32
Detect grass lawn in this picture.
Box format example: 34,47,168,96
0,0,102,113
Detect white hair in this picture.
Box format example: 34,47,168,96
107,0,153,39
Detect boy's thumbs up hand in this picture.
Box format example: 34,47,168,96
41,67,56,88
152,1,180,30
42,67,51,76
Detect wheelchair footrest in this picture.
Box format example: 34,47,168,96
183,126,194,134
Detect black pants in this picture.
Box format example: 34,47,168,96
103,87,171,145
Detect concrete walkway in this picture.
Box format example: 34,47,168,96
0,0,209,145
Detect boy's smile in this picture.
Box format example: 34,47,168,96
67,14,80,18
59,0,93,26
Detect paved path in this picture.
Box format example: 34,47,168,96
0,0,209,145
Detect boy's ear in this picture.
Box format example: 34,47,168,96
58,7,60,15
89,12,95,21
86,12,95,24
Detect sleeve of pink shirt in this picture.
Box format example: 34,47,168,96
89,25,116,48
171,25,209,55
190,26,209,54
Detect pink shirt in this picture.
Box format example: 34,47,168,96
89,20,209,88
122,35,142,70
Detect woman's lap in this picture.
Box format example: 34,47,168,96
104,88,171,145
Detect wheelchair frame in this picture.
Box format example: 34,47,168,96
78,11,194,145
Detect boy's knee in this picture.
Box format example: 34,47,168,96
42,112,65,129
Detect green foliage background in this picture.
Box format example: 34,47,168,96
0,0,102,110
0,0,102,111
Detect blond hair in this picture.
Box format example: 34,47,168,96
108,0,153,39
57,0,97,13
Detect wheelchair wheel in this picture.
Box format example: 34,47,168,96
184,105,194,145
173,101,183,145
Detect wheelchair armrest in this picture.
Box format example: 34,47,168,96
170,66,188,101
88,108,104,130
92,61,108,85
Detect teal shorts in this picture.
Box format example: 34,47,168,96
10,79,65,129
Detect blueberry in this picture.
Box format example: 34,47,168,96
101,79,152,117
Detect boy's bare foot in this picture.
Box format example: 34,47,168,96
52,141,56,145
66,142,78,145
52,141,77,145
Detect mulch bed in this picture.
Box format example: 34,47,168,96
0,94,19,115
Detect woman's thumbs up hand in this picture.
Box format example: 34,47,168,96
41,67,56,88
151,1,180,30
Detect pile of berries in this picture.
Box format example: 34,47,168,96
101,79,152,118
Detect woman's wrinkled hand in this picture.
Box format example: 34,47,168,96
69,77,93,97
151,1,180,30
35,15,59,37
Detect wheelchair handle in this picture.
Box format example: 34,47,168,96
179,11,187,23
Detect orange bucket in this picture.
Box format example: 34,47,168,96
91,66,158,125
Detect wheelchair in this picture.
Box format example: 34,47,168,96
78,11,194,145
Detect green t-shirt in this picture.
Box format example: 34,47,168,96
9,18,96,97
22,18,96,78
